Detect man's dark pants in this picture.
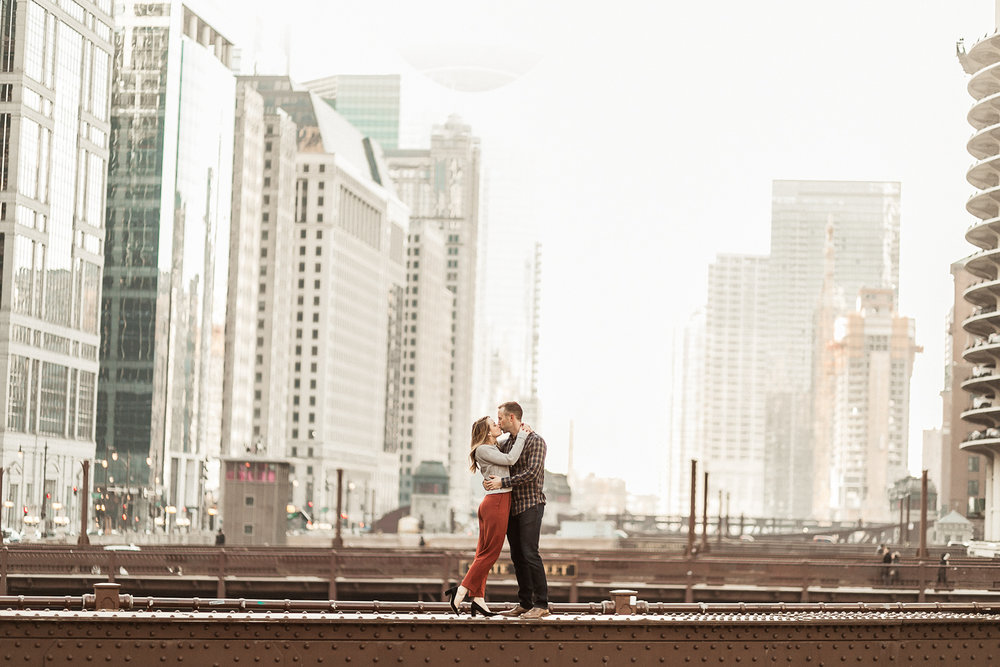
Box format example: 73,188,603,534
506,503,548,609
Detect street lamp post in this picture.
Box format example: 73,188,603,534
346,482,356,533
78,460,90,545
332,468,344,549
39,442,48,536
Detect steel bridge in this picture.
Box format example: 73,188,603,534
2,585,1000,665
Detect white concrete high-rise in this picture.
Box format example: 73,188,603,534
386,116,482,516
242,76,406,524
395,218,452,506
703,255,769,517
0,0,113,531
249,106,297,460
222,82,265,461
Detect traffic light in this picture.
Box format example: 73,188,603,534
22,506,27,515
72,487,78,496
45,493,50,499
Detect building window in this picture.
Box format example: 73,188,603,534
969,456,980,472
245,497,254,506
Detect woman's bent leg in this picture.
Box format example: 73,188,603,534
461,493,511,598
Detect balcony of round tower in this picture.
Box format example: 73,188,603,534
966,153,1000,190
966,184,1000,220
969,59,1000,99
969,90,1000,131
965,248,1000,279
965,31,1000,73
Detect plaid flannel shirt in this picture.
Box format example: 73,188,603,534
498,431,546,515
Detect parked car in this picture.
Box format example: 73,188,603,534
2,528,20,544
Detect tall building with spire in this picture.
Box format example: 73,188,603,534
765,180,901,519
0,0,113,531
825,289,919,522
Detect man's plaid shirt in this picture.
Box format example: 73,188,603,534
498,431,546,515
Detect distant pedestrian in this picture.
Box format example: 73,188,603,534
880,545,892,585
889,551,901,584
937,553,950,586
215,529,225,546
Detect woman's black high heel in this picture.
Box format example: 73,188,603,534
445,586,461,615
470,601,497,617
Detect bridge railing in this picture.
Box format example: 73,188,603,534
1,546,998,598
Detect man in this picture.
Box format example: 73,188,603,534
484,401,549,618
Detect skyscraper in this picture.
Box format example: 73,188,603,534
222,81,265,461
394,218,452,506
665,309,704,515
99,3,236,530
824,289,919,522
240,76,407,523
301,75,401,151
0,0,113,531
386,116,482,515
703,255,768,516
765,180,901,519
248,103,297,460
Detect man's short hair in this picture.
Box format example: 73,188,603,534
498,401,523,421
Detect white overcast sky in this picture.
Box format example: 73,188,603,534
199,1,998,497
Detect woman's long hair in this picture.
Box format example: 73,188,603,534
469,416,494,472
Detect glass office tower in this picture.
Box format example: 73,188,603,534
0,0,113,534
301,74,401,150
98,2,235,531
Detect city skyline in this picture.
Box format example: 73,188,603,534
1,1,994,534
199,1,998,500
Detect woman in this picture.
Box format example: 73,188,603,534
446,416,530,616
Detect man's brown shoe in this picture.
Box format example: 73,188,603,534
498,605,529,617
521,607,550,619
